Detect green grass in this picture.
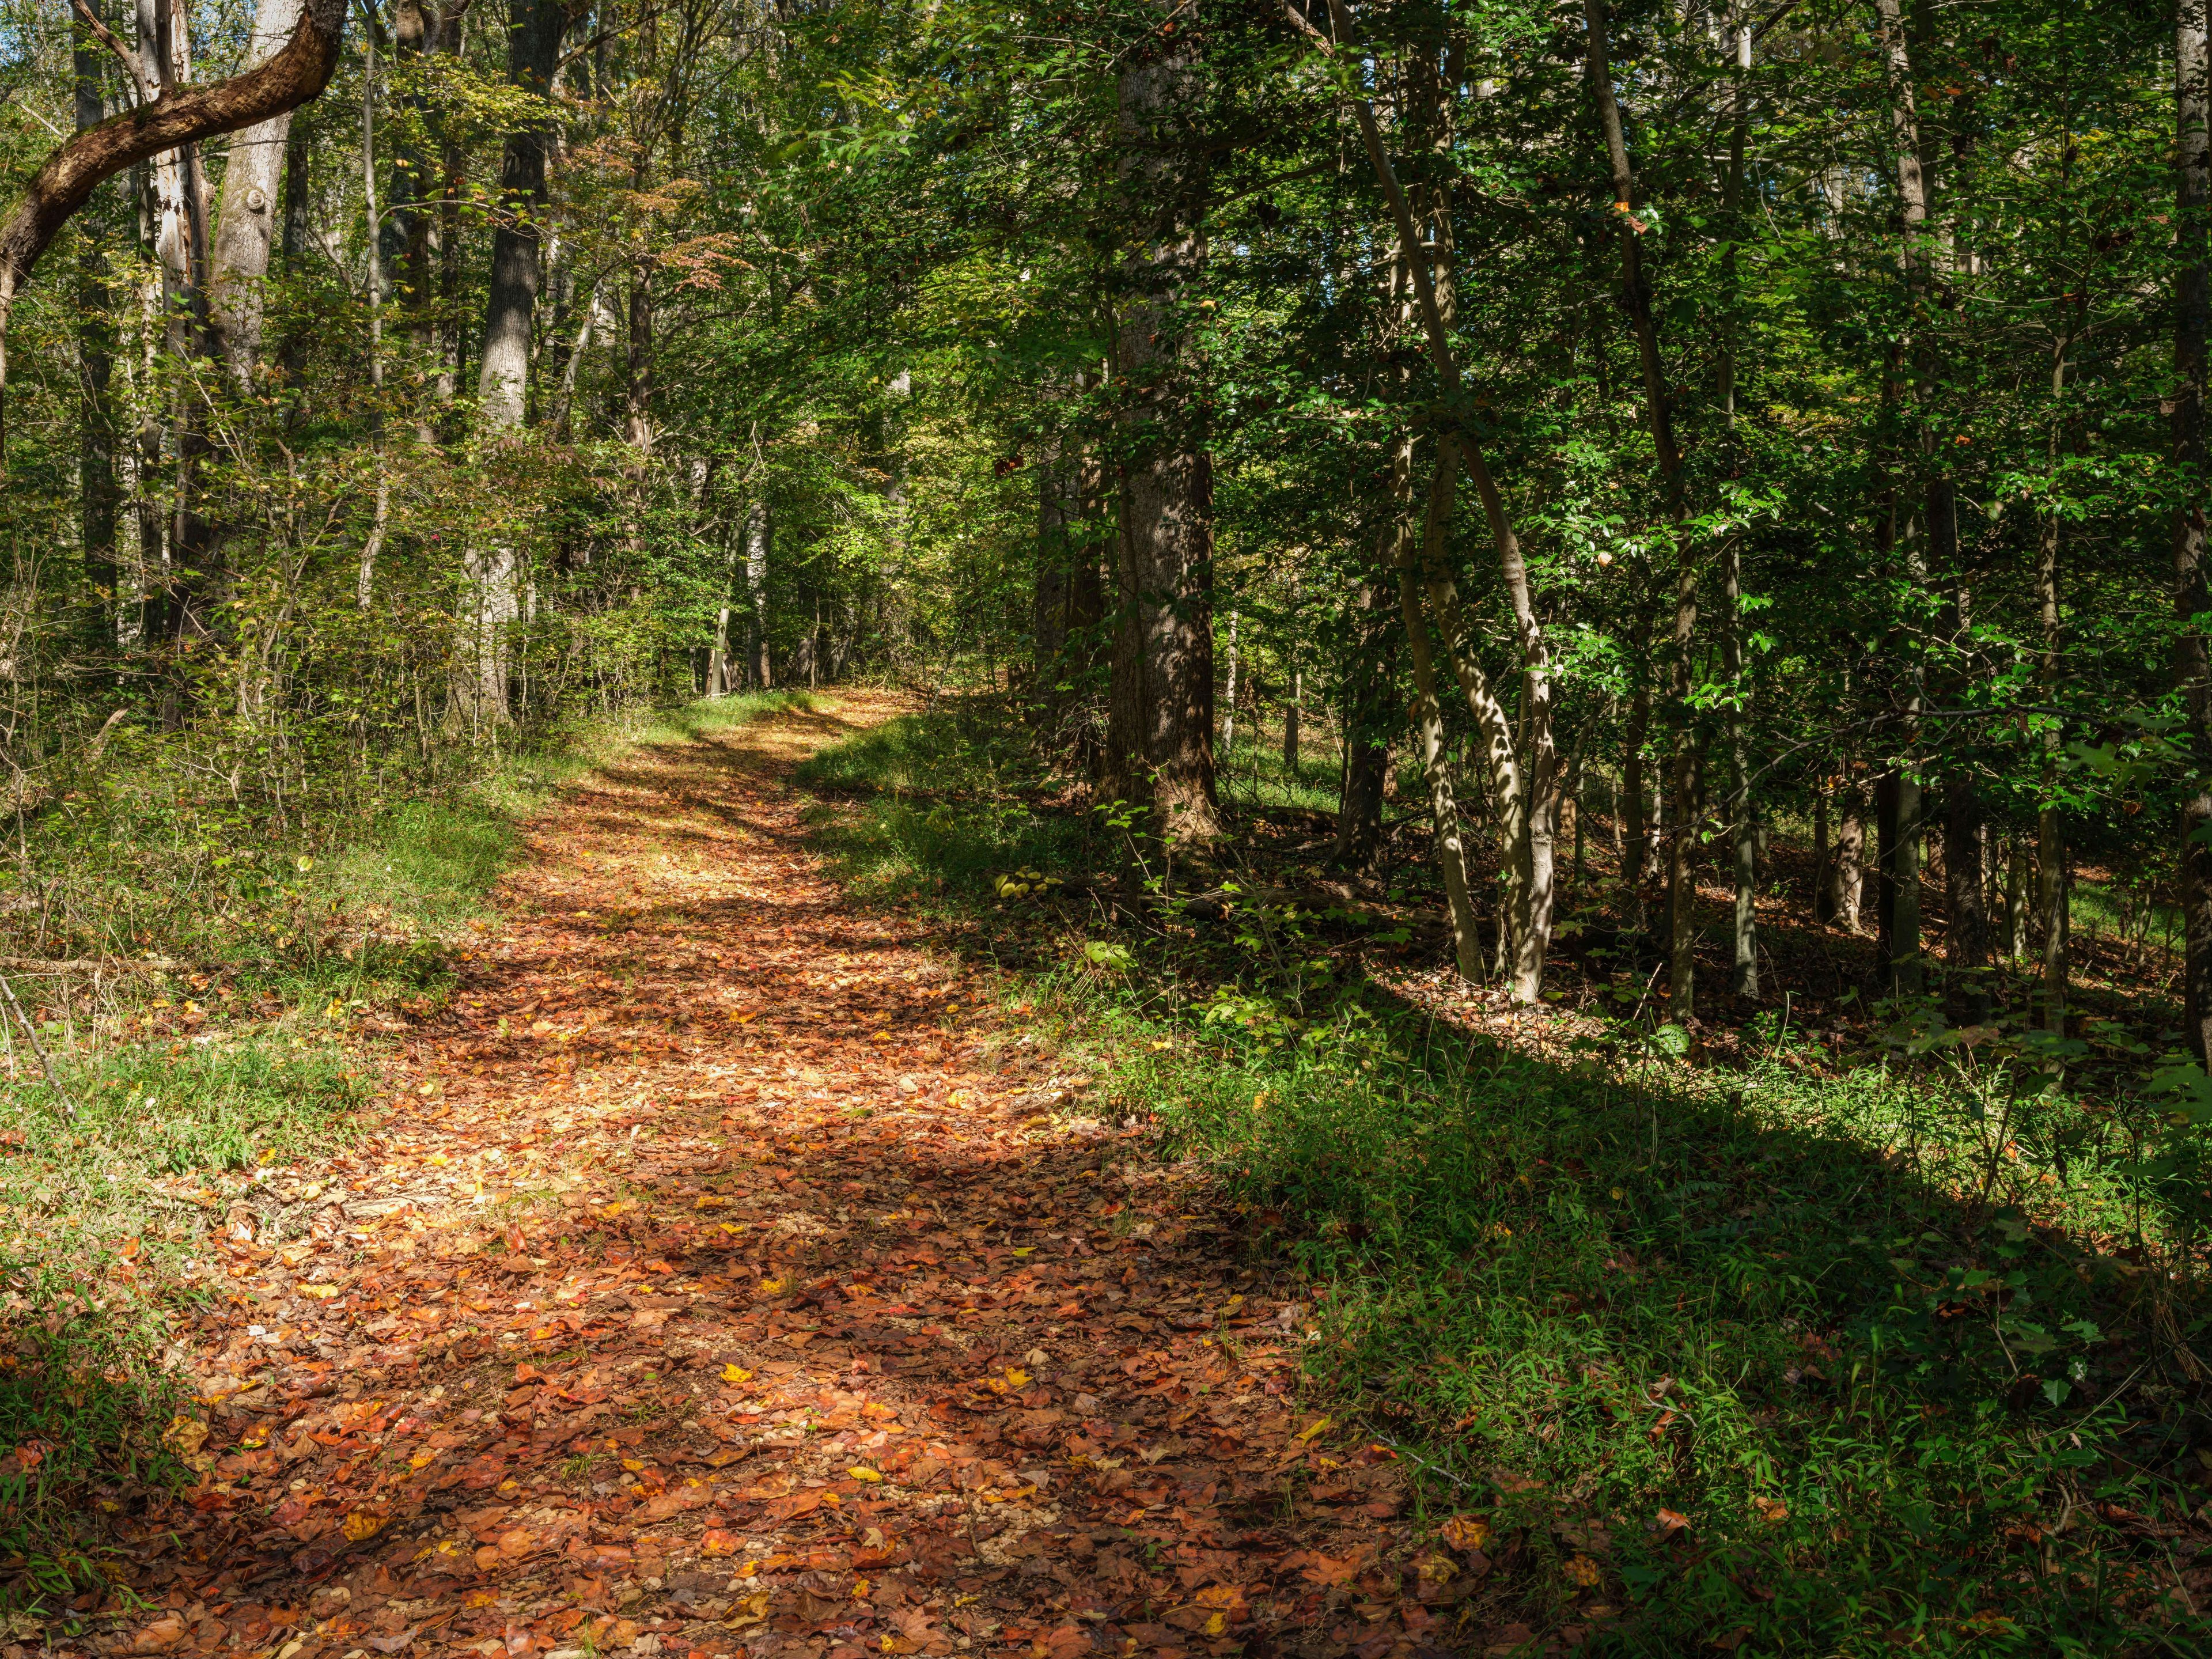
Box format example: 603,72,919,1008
1215,719,1346,815
799,702,2212,1656
794,705,1098,903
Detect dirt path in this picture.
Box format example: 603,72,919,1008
97,696,1467,1659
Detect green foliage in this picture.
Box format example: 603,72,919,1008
801,708,2210,1652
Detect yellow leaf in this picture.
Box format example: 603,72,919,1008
1005,1368,1030,1388
300,1283,338,1301
1297,1416,1332,1442
342,1512,384,1543
410,1450,435,1469
849,1466,883,1482
722,1363,753,1384
622,1459,643,1472
1203,1613,1226,1637
1440,1514,1490,1554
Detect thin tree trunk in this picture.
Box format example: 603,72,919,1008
1873,0,1933,997
74,18,119,644
2176,0,2212,1061
744,500,771,688
1321,0,1555,998
1721,9,1755,998
1220,609,1238,754
1945,782,1988,1013
625,258,652,455
1586,0,1699,1016
1332,578,1392,873
1622,662,1650,923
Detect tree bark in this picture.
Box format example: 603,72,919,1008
1109,0,1218,843
75,17,120,642
1332,578,1393,873
625,262,653,454
1873,0,1932,997
744,500,771,688
1831,784,1866,933
0,0,346,447
475,0,565,431
1586,0,1699,1017
1721,10,1755,998
2177,0,2212,1062
1944,781,1988,1012
1621,659,1650,921
205,0,304,383
1318,0,1555,998
1393,433,1483,980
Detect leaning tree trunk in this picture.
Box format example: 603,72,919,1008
1873,0,1935,995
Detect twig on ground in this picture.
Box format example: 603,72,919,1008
0,971,71,1119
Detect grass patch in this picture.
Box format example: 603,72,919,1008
799,700,2212,1655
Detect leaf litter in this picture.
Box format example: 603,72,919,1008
55,695,1492,1659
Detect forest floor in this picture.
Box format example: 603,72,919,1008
64,694,1495,1659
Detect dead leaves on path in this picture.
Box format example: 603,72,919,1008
58,696,1500,1659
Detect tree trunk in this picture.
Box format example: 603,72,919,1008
1392,433,1483,980
1831,786,1866,933
1873,0,1932,998
744,501,771,688
2004,835,2030,959
1945,781,1988,1014
625,259,652,454
0,0,347,448
206,0,304,382
1721,12,1755,998
1331,578,1392,873
1586,0,1699,1017
1219,609,1238,755
74,19,119,643
475,0,563,430
2176,0,2212,1062
1622,663,1650,922
456,0,562,732
1109,2,1218,843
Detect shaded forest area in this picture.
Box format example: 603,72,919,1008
6,0,2212,1644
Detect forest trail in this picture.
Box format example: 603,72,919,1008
108,696,1474,1659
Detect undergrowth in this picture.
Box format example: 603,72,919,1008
799,700,2212,1657
0,690,801,1600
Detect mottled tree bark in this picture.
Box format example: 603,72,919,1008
206,0,304,382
